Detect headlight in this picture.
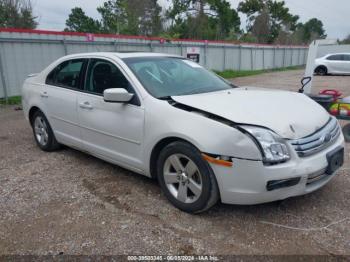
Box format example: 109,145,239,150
240,126,290,164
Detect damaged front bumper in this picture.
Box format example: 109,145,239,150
209,133,345,205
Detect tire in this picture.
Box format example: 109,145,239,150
157,141,219,213
31,110,60,152
342,124,350,143
315,66,327,76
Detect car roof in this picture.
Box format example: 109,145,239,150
325,53,350,56
62,52,183,60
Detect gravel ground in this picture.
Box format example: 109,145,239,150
0,70,349,256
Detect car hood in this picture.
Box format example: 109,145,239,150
172,87,330,139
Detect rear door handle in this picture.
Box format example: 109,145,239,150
40,91,48,98
79,101,93,110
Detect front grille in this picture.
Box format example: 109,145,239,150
291,117,341,157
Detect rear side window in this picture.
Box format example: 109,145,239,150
344,55,350,61
46,59,85,89
327,55,344,61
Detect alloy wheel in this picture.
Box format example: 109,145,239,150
163,154,203,204
34,116,49,146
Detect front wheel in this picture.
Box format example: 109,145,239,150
157,141,219,213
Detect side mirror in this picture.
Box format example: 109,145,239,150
103,88,134,103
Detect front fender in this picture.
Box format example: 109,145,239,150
143,99,262,175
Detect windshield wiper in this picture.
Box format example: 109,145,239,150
180,87,210,96
229,83,238,88
158,96,172,100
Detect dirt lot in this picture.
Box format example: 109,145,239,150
0,70,349,256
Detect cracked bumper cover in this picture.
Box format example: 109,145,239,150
210,134,344,205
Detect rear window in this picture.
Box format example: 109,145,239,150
46,59,85,89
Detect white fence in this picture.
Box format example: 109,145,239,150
0,28,308,99
317,44,350,58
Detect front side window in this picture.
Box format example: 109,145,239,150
123,57,233,98
46,59,85,89
344,55,350,61
85,59,140,105
85,59,132,94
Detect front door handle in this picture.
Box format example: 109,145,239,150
79,101,93,110
40,91,48,98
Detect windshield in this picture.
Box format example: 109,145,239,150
123,57,233,98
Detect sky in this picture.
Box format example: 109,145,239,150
32,0,349,40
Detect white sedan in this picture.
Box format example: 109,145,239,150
22,52,344,213
315,53,350,75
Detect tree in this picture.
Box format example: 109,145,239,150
238,0,299,44
65,7,102,33
166,0,240,40
136,0,163,36
340,34,350,44
239,32,258,43
97,0,128,34
302,18,326,42
97,0,163,36
209,0,241,39
61,0,327,44
273,17,326,45
251,7,270,43
0,0,37,29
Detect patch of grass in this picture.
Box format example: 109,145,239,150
0,96,22,105
215,66,303,79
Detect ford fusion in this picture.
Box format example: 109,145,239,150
22,53,344,213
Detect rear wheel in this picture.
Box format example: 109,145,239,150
315,66,328,76
157,141,219,213
32,110,60,151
